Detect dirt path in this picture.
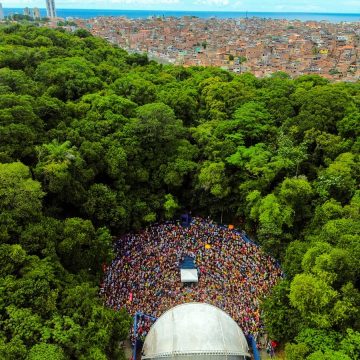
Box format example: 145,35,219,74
123,339,133,360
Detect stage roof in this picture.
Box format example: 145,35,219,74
142,302,250,359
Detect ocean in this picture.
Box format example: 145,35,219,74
3,9,360,23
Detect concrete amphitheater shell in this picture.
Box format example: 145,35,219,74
141,302,251,360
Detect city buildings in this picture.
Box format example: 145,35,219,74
71,16,359,81
46,0,56,19
0,3,4,20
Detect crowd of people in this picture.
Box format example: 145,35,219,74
100,217,283,340
133,314,153,344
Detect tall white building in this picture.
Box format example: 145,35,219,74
46,0,56,18
24,7,31,17
0,3,4,21
33,7,41,19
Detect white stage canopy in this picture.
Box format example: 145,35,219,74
142,303,250,359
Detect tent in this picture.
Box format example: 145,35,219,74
180,255,198,283
180,268,198,283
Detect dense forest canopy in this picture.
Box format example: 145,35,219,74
0,24,359,359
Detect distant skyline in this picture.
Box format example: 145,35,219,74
3,0,360,13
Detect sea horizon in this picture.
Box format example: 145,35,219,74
3,8,360,23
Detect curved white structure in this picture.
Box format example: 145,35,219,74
142,303,251,360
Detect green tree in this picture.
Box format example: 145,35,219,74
27,343,66,360
131,102,184,144
0,67,37,95
316,152,358,203
157,85,198,125
283,240,310,278
0,162,44,241
35,140,90,206
289,274,338,328
83,184,127,228
248,193,293,254
340,329,360,360
232,102,274,146
0,337,27,360
111,73,156,105
290,86,354,135
3,306,45,346
57,218,112,274
262,280,303,342
0,244,27,276
307,350,351,360
198,161,230,198
0,94,44,161
35,57,103,100
285,343,310,360
163,194,180,219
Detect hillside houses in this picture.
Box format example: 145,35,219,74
73,16,360,80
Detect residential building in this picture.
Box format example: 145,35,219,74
24,7,31,17
46,0,56,18
58,16,360,81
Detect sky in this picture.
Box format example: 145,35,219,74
4,0,360,13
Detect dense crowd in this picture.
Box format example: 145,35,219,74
100,217,282,339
